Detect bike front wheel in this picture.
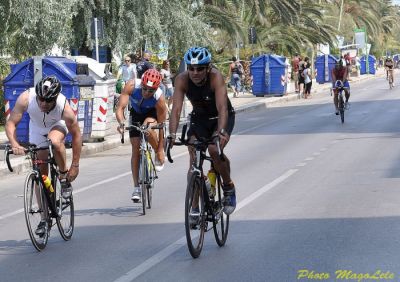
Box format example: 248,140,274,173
54,178,74,241
213,175,229,246
146,167,154,210
140,152,147,215
338,94,345,123
24,172,49,251
185,174,206,258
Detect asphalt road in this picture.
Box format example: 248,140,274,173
1,75,400,282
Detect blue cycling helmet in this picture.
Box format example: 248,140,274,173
184,47,212,65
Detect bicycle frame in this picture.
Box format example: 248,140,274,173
167,125,229,258
5,139,75,250
122,122,164,213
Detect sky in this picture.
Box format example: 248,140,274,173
393,0,400,5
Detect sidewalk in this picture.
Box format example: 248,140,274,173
0,69,384,177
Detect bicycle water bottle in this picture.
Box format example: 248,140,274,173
204,176,212,197
207,169,216,197
42,175,54,193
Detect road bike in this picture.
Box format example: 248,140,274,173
5,140,74,251
334,80,347,123
388,69,394,89
166,125,229,258
121,122,164,215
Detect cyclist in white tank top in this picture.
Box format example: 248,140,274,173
5,76,82,187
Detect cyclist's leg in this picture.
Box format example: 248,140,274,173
208,114,236,214
129,111,144,201
48,123,73,198
29,132,50,229
48,123,68,172
332,84,339,114
143,109,164,167
343,81,350,103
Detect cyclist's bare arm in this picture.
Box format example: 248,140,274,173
5,91,29,155
63,102,82,180
155,96,168,152
116,79,135,130
212,70,229,135
169,73,186,137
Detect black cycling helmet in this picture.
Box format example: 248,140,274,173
35,76,61,101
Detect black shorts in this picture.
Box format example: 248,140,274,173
298,74,305,84
129,108,157,138
187,111,235,140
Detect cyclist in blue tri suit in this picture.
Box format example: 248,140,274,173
168,47,237,215
116,69,168,202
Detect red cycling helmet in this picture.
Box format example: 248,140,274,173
141,69,162,89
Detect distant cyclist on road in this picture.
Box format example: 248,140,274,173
116,69,168,202
331,59,350,115
168,47,237,215
385,56,395,85
5,76,82,235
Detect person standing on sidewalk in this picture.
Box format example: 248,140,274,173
136,50,154,78
160,60,174,112
298,57,309,97
227,56,243,98
292,53,300,93
116,55,137,109
303,61,312,99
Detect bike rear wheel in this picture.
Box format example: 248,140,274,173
54,177,74,241
185,174,206,258
213,174,229,246
24,172,49,251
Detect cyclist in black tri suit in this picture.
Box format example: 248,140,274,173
168,47,236,215
385,56,395,85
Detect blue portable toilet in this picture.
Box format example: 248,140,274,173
393,54,400,68
250,54,287,96
3,59,35,143
315,55,338,84
360,55,376,75
3,56,95,144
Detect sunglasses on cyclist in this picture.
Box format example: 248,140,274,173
37,96,56,103
142,86,156,93
188,65,208,72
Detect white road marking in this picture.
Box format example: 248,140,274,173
0,122,266,221
112,169,298,282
